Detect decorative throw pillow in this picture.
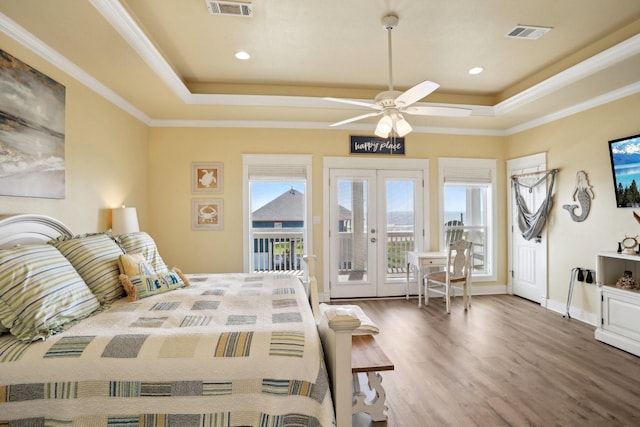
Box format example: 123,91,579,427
50,232,125,305
120,253,154,276
116,232,169,274
0,245,100,341
119,267,190,302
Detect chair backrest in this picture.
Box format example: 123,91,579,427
444,220,465,245
446,239,473,280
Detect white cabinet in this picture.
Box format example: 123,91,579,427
595,252,640,356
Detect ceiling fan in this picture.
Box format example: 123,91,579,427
326,14,472,138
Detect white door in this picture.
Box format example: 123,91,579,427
328,168,423,298
507,154,548,304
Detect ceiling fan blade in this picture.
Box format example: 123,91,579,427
394,80,440,107
324,97,381,110
403,105,472,117
330,111,382,127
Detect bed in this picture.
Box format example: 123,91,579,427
0,214,360,427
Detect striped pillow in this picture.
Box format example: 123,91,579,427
50,233,125,305
116,232,169,274
0,245,100,341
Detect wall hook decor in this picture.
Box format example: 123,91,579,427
563,170,594,222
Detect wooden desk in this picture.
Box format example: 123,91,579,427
406,251,447,307
351,335,394,421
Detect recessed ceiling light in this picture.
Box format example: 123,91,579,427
235,51,250,60
468,67,484,75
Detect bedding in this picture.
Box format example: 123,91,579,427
116,232,170,274
0,273,335,426
49,232,126,305
0,244,101,341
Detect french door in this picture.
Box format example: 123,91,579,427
327,167,424,298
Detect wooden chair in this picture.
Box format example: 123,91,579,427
424,239,473,313
444,219,465,245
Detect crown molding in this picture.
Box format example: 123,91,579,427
0,11,151,124
495,33,640,115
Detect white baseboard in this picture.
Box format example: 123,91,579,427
470,284,508,295
545,298,598,326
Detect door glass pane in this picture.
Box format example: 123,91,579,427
250,182,305,273
386,179,415,280
337,179,368,283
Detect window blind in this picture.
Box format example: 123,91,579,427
248,165,307,179
442,167,492,184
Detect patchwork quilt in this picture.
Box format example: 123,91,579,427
0,274,334,427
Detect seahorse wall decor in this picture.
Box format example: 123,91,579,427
563,170,594,222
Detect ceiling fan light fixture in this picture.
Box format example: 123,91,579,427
374,128,390,138
395,114,412,137
375,114,393,138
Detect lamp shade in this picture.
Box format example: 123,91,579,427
111,206,140,235
375,114,393,138
395,114,413,137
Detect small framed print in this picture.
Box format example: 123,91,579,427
192,162,223,193
192,198,223,230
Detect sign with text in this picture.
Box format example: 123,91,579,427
350,135,405,155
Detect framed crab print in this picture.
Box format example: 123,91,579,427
192,198,223,230
192,162,223,193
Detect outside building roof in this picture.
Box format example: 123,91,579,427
252,188,351,221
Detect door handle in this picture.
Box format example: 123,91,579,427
371,237,376,243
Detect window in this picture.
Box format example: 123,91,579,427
242,155,312,274
439,158,496,281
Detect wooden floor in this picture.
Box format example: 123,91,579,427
348,295,640,427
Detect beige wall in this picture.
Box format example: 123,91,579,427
0,35,149,233
506,92,640,319
147,127,507,294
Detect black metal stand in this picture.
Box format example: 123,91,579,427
564,267,595,318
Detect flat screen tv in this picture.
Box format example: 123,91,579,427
609,133,640,207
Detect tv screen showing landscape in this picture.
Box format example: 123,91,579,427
609,133,640,207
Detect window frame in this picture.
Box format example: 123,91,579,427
438,157,497,282
242,154,313,274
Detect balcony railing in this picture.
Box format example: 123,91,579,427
252,229,304,275
251,227,488,277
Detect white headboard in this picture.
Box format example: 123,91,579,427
0,214,73,249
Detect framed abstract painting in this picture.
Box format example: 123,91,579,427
0,49,66,198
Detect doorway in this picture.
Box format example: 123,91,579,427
324,158,428,299
507,153,549,304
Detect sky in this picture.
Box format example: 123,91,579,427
251,182,304,210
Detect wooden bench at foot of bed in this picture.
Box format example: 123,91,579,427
303,255,394,427
352,334,394,421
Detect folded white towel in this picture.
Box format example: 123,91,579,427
319,303,379,335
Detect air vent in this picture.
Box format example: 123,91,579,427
205,0,253,17
505,25,551,40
